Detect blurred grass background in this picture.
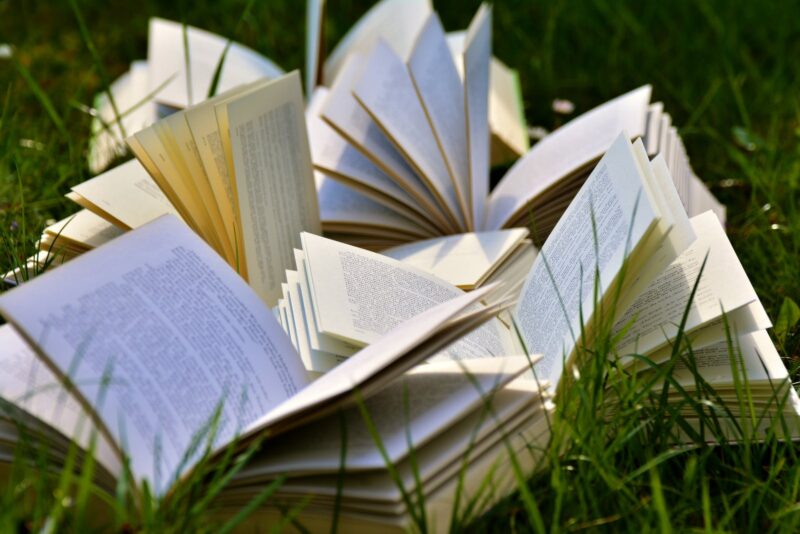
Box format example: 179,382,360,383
1,0,800,530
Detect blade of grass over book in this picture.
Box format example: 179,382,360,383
512,133,667,384
147,18,284,109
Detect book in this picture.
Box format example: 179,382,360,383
0,213,538,532
0,133,796,531
88,4,529,173
127,71,322,306
310,3,724,245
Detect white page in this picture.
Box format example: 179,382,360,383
71,159,181,230
463,4,492,229
297,250,361,357
689,174,726,224
285,270,342,374
308,91,428,224
0,325,122,478
614,211,763,357
353,41,465,230
305,0,326,98
486,85,652,230
446,31,530,164
0,215,309,495
301,232,520,361
246,284,507,434
316,172,431,238
323,0,432,85
147,18,284,109
321,55,449,231
239,357,531,474
512,135,659,384
225,72,321,306
382,228,529,289
407,13,471,225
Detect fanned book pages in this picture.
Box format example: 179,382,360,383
0,213,544,532
309,2,725,248
88,4,529,173
126,71,321,306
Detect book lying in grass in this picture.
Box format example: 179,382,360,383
0,213,542,532
311,3,725,244
89,5,528,173
127,71,321,306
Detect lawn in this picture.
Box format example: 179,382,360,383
1,0,800,531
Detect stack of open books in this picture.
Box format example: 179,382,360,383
0,1,793,531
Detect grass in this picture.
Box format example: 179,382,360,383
1,0,800,531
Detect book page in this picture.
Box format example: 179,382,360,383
382,228,529,289
245,284,511,435
0,325,122,479
44,210,124,250
308,90,432,229
486,85,652,230
407,14,471,226
305,0,326,97
512,135,659,384
613,211,764,357
322,0,432,84
0,215,309,494
224,71,322,306
162,112,234,262
321,55,452,232
353,41,465,230
71,159,181,230
463,4,492,230
147,18,284,109
89,60,158,174
316,172,431,238
240,357,530,474
301,232,521,360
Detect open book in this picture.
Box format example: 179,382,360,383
89,3,528,173
310,2,724,246
0,212,545,532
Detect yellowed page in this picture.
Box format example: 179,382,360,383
223,71,321,306
155,116,226,256
43,209,124,250
163,112,234,262
71,159,181,230
127,132,202,235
